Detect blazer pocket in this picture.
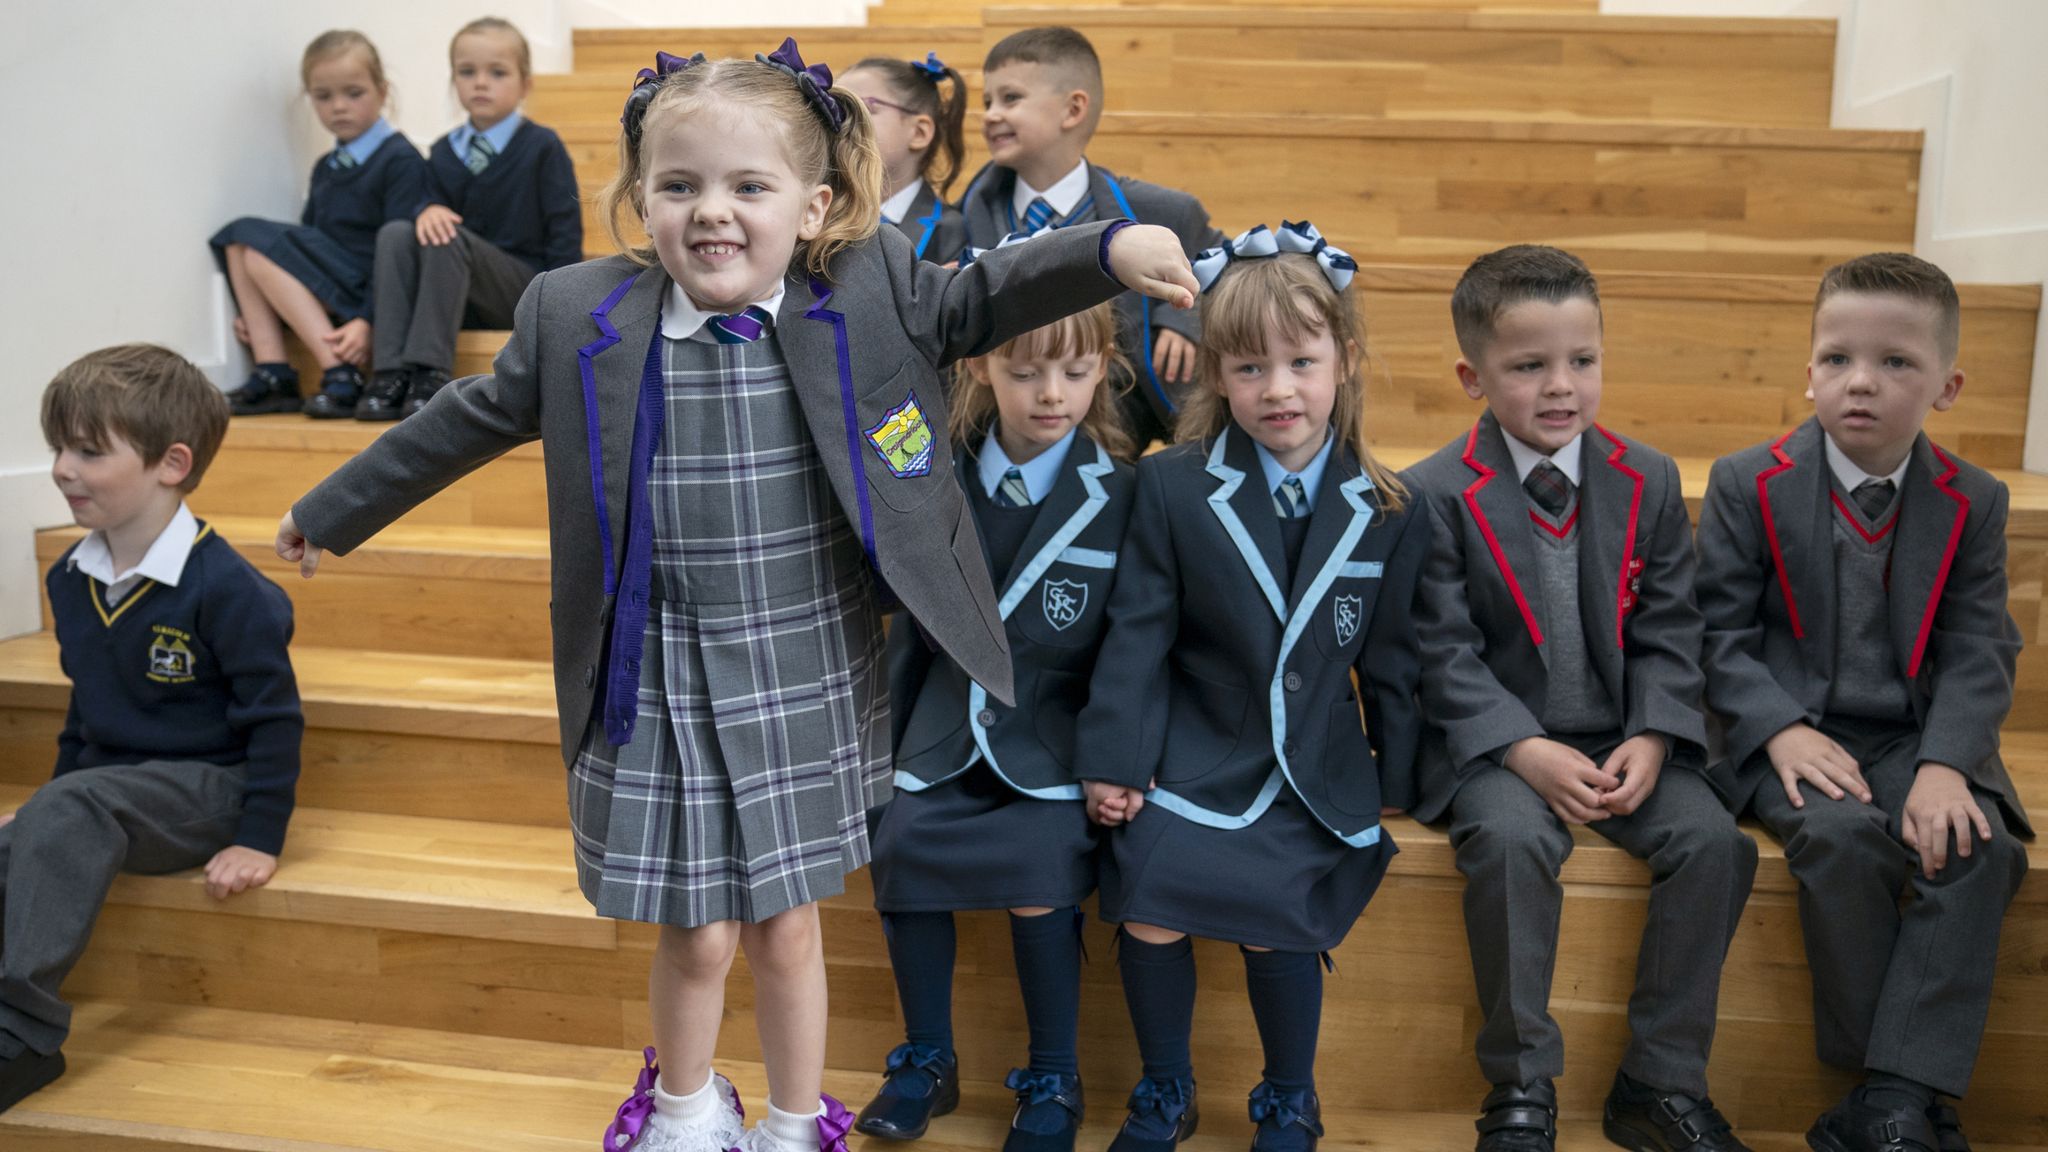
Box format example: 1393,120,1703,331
1322,694,1380,817
1157,666,1250,786
1311,562,1384,660
1032,668,1087,765
858,360,949,513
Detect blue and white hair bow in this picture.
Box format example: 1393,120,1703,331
957,230,1036,267
1191,220,1357,294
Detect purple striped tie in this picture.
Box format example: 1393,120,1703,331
708,305,773,344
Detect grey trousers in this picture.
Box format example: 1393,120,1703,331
1447,750,1758,1095
372,219,536,373
0,760,244,1055
1751,720,2027,1097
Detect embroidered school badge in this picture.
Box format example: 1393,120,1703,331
1333,594,1363,646
864,392,935,478
1043,578,1088,631
147,624,198,684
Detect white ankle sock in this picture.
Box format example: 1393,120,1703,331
655,1069,722,1122
763,1100,823,1150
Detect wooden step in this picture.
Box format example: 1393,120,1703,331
37,517,551,663
570,23,984,77
869,0,1605,24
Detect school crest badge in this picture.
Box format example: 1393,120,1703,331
1333,594,1363,646
1043,578,1087,631
864,392,935,478
147,624,198,684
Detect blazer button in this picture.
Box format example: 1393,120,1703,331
1283,740,1299,758
977,708,997,727
583,665,596,687
1284,672,1303,692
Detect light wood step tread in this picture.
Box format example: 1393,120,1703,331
985,6,1837,34
38,516,551,578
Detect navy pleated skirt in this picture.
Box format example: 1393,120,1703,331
870,763,1100,913
210,218,368,318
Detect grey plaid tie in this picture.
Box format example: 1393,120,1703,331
1854,478,1897,521
1274,477,1309,519
466,134,496,175
1525,459,1574,519
995,467,1033,508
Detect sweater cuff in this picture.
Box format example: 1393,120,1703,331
1098,218,1134,280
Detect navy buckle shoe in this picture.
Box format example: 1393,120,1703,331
227,365,301,415
854,1043,959,1140
1108,1077,1198,1152
1807,1092,1939,1152
1001,1069,1083,1152
1602,1074,1747,1151
1928,1104,1970,1152
304,365,364,419
1476,1081,1557,1152
354,369,410,421
1248,1082,1322,1152
400,368,452,418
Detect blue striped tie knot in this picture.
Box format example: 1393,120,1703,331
1274,476,1308,519
707,305,773,344
466,134,496,174
1022,197,1055,234
332,148,358,170
995,466,1032,508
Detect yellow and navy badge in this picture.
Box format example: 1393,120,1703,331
147,624,198,684
865,392,935,478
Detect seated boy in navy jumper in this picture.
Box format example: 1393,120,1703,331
0,344,302,1114
1697,253,2031,1152
959,26,1223,448
1401,247,1757,1152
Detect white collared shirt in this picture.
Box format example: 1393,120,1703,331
68,503,200,606
1012,160,1090,224
661,282,788,341
1254,431,1336,516
1502,430,1585,487
880,180,924,226
1823,432,1911,495
979,428,1077,504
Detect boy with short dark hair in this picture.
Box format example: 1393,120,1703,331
1405,245,1758,1152
0,344,302,1113
1697,253,2030,1152
960,25,1223,447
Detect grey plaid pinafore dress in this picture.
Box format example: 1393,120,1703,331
567,322,891,927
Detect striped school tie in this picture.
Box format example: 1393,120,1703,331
1524,460,1574,519
1274,476,1309,519
994,467,1033,508
466,134,496,174
1853,478,1897,521
706,306,773,344
1021,197,1055,235
332,148,358,170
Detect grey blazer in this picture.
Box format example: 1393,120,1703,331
292,222,1128,762
1696,417,2032,834
1402,413,1708,824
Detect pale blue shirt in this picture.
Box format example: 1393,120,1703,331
448,112,524,166
979,427,1076,504
1255,431,1336,515
333,117,396,168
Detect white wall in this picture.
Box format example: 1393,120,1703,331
0,0,855,638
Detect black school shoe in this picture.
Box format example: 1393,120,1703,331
1108,1077,1199,1152
354,369,410,421
227,364,302,415
1476,1081,1557,1152
400,368,452,418
1002,1069,1083,1152
1928,1104,1970,1152
854,1043,959,1140
304,365,364,419
0,1049,65,1114
1602,1072,1748,1151
1248,1082,1322,1152
1807,1090,1940,1152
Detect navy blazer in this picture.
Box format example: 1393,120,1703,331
890,434,1136,797
890,182,968,267
1074,426,1431,847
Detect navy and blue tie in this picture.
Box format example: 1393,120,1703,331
332,148,358,170
465,134,496,175
994,466,1033,508
706,306,773,344
1021,197,1055,235
1274,477,1308,519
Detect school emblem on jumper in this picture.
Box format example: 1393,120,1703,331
1043,579,1088,631
147,624,197,684
864,392,935,478
1334,594,1363,646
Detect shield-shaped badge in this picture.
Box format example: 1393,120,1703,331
1043,578,1088,631
1333,594,1363,646
864,391,935,478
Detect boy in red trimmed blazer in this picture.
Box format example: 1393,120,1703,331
1403,246,1757,1152
1697,253,2031,1152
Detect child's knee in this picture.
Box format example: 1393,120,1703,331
655,921,741,979
1122,921,1185,946
743,904,823,974
1459,813,1570,877
376,218,417,253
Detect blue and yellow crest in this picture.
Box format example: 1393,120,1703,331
865,392,934,478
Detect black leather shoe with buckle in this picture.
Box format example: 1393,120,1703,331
1807,1093,1939,1152
1927,1104,1970,1152
1601,1074,1748,1151
354,370,410,421
853,1043,959,1141
1475,1081,1556,1152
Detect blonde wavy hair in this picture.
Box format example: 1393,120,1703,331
950,301,1134,462
598,55,884,279
1176,254,1408,513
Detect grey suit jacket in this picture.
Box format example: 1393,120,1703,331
293,222,1127,762
1696,417,2032,834
1402,413,1708,824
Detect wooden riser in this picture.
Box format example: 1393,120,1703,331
283,329,505,393
869,0,1604,20
570,24,985,77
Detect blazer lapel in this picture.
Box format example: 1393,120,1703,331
1888,433,1971,680
1206,426,1291,623
996,436,1117,620
1576,427,1641,699
906,183,945,258
961,163,1015,240
1759,419,1837,677
779,275,881,567
578,263,665,592
1286,445,1363,617
1461,414,1548,646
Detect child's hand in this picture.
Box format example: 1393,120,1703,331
1598,734,1665,815
1765,722,1870,807
275,510,325,579
1504,736,1612,825
1106,225,1199,310
1084,780,1147,827
204,846,278,900
1903,763,1993,879
1153,329,1197,386
324,318,372,366
416,204,463,246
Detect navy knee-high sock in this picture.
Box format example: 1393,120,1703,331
1117,933,1197,1083
1241,948,1322,1093
1010,908,1083,1077
884,911,957,1053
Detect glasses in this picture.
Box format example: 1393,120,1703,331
860,95,922,118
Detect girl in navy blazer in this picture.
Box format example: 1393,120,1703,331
856,299,1135,1152
839,54,970,265
1077,223,1430,1152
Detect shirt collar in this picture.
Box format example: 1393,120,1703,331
1502,430,1584,487
337,117,395,166
450,111,523,162
1823,431,1911,493
979,427,1077,504
661,281,788,340
1254,430,1336,515
68,503,200,589
880,180,925,226
1012,160,1091,221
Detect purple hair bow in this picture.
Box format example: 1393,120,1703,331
912,52,949,81
621,50,705,139
759,37,847,133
